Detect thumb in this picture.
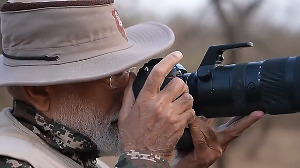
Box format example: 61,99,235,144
119,72,136,121
189,117,217,151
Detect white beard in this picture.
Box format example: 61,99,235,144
53,93,122,156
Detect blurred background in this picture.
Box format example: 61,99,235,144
1,0,300,167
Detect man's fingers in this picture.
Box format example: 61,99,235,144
207,118,214,125
159,77,189,103
221,111,264,133
139,51,183,97
119,73,136,121
216,116,243,132
172,93,194,115
217,111,264,148
179,109,196,126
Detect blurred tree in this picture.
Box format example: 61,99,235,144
210,1,266,168
211,0,264,62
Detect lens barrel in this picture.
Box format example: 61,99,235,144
188,56,300,117
133,56,300,151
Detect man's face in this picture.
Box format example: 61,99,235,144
48,76,128,156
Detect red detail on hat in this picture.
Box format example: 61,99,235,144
112,9,128,41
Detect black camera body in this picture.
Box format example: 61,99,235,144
132,58,187,97
132,42,300,151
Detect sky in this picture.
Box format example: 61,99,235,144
115,0,300,32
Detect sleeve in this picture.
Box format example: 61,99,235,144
115,150,170,168
0,156,33,168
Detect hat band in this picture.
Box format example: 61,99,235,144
2,52,59,61
1,0,114,12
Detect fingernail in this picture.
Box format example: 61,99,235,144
251,111,264,118
172,51,183,58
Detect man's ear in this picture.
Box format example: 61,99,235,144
21,86,50,112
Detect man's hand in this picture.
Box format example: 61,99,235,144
172,111,264,168
118,51,196,160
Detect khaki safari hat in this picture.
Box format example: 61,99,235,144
0,0,175,86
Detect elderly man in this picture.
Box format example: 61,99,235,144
0,0,263,167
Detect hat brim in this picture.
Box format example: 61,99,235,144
0,22,175,86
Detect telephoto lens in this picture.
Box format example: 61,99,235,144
187,56,300,118
132,42,300,151
133,42,300,118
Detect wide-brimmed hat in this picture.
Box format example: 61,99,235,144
0,0,175,86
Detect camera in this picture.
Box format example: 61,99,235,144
133,42,300,117
132,42,300,150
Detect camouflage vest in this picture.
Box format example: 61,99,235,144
0,108,109,168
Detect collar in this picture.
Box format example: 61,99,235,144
12,100,99,168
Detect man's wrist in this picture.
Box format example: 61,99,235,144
115,150,170,168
